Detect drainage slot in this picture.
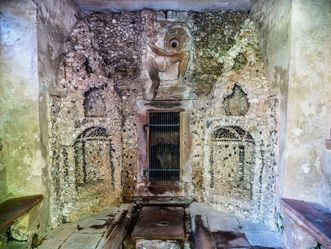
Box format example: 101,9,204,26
157,220,170,226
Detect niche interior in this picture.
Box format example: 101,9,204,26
135,101,193,198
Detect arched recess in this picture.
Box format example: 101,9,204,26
83,86,106,117
74,127,115,188
210,126,255,201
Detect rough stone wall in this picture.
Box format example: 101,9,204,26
34,0,81,230
190,17,279,226
51,12,143,223
186,12,248,95
52,10,279,227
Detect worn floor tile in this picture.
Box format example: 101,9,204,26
37,238,64,249
238,218,271,233
190,202,242,232
76,216,113,234
132,206,185,240
60,233,102,249
207,214,241,232
46,223,76,241
37,206,124,249
245,231,282,248
213,231,251,248
190,202,282,249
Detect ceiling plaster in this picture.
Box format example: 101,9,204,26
73,0,254,13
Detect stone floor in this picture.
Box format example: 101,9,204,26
132,206,186,240
190,202,282,249
36,204,134,249
132,206,190,249
11,202,283,249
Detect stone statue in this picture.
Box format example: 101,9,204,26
142,10,191,100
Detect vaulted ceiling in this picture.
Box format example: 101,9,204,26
73,0,254,12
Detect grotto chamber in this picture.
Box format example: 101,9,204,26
1,0,331,248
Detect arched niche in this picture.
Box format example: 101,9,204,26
223,84,250,116
210,126,255,201
74,127,114,187
83,87,106,117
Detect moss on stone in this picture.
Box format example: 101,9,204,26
186,11,248,95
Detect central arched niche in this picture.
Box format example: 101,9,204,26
210,126,255,201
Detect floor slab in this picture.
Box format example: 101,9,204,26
136,239,182,249
60,233,102,249
245,231,282,248
213,231,251,248
37,204,133,249
132,206,185,240
190,202,283,249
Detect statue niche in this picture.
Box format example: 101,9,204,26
142,10,191,100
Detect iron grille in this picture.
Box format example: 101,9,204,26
146,112,180,182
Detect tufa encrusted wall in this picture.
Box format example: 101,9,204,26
51,10,279,227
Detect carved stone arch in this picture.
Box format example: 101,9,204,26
76,127,108,140
211,125,255,144
74,127,115,187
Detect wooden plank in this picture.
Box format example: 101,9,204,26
103,211,130,249
283,198,331,248
98,204,135,249
0,195,43,232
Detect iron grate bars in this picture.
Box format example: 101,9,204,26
146,112,180,182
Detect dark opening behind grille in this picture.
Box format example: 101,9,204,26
148,112,180,182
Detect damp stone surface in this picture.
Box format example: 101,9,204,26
49,9,280,228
